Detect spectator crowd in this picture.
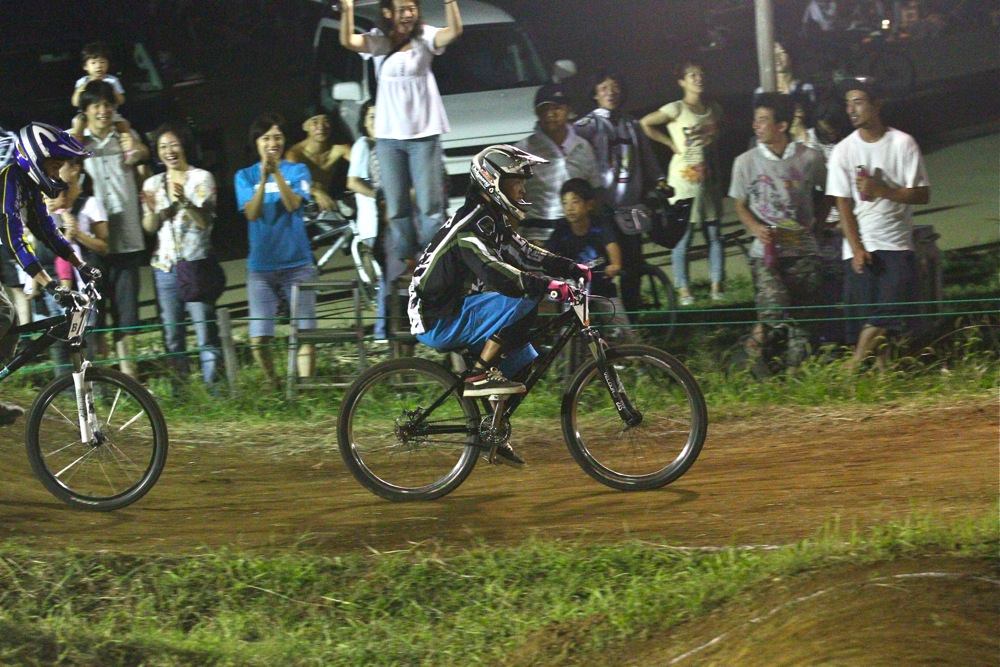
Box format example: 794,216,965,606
1,0,941,394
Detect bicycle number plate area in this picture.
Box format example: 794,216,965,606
68,311,87,340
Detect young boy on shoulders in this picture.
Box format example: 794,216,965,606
70,41,131,141
544,178,636,342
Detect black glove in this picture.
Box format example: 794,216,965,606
44,281,75,307
78,263,102,283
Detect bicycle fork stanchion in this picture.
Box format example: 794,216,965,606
583,327,643,427
70,360,97,443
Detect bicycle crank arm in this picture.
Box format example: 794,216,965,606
486,396,507,464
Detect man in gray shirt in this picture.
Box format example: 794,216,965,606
575,71,668,316
74,80,150,377
729,93,828,369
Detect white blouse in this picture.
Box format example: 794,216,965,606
364,26,450,140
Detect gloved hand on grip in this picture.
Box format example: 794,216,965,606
78,263,102,283
44,281,77,307
547,280,577,303
568,263,591,284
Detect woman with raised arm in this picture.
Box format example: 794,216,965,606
339,0,462,274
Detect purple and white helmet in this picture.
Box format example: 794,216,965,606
15,122,90,198
470,144,548,220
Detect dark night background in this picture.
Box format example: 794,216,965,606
2,0,996,259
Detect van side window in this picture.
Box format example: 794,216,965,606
431,25,546,95
132,43,163,93
316,25,365,87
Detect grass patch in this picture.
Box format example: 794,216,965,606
0,514,994,666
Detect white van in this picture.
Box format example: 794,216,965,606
311,0,575,211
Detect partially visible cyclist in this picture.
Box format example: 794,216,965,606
0,122,101,426
407,145,591,467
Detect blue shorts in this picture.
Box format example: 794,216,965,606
247,264,318,338
416,292,538,377
843,250,916,343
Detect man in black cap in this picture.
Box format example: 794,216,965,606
514,84,599,235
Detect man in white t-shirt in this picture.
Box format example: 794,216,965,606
826,78,930,368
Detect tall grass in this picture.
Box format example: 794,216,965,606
3,309,995,427
0,513,995,667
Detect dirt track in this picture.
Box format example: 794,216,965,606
0,398,995,555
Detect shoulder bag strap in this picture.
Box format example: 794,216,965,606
372,36,412,101
162,175,186,262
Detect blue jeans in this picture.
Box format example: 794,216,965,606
671,220,725,288
246,264,318,337
154,268,222,385
376,136,446,261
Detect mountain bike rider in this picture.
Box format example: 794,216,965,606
0,122,102,426
407,144,591,467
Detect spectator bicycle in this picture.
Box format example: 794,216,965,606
304,200,382,307
633,260,677,340
0,281,168,511
337,279,707,501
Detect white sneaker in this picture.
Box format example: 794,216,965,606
679,295,695,306
711,291,726,302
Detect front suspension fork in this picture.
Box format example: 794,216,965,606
70,359,98,444
582,329,642,427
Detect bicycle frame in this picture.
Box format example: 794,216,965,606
313,220,356,268
404,288,641,442
0,285,103,443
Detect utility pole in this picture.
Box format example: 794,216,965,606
756,0,777,92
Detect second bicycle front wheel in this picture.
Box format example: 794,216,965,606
562,344,707,491
338,357,480,501
25,367,168,511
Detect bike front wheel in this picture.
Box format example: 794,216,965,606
562,344,707,491
338,357,480,501
25,367,168,511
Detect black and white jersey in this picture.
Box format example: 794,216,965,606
408,197,575,335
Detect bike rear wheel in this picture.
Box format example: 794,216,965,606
639,263,678,343
338,357,480,501
25,367,168,511
562,344,707,491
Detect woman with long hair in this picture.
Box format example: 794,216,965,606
339,0,463,273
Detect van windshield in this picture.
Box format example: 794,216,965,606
431,24,548,95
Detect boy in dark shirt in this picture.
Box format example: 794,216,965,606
545,178,636,342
